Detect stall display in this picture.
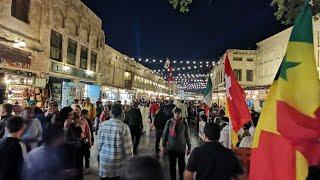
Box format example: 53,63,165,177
7,85,44,108
4,74,44,107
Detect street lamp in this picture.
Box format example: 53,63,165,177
86,70,94,75
13,39,26,48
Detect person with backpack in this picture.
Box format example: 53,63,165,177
126,101,143,154
162,108,191,180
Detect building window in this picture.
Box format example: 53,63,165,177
124,71,131,81
67,39,77,65
246,70,253,82
50,30,63,61
233,69,242,81
80,47,88,69
233,57,243,61
247,58,254,62
90,51,97,72
11,0,30,23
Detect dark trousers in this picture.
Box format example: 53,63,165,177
168,151,186,180
155,129,163,154
130,128,141,153
86,119,94,144
101,177,120,180
81,140,90,169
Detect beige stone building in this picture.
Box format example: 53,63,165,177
100,45,170,102
210,21,320,110
0,0,172,106
211,49,257,91
256,19,320,85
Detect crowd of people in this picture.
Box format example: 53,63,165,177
0,98,258,180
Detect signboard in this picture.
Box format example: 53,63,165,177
0,68,34,77
0,44,31,69
51,61,97,81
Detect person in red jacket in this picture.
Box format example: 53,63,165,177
149,101,160,122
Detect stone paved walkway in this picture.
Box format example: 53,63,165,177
84,126,200,180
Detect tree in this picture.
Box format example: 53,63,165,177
169,0,192,13
271,0,320,25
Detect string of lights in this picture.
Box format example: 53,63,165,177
114,56,214,90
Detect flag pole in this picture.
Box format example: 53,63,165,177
228,120,232,149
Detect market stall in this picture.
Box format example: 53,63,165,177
1,70,46,108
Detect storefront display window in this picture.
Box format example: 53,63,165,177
61,82,85,107
61,82,101,107
86,84,100,103
3,74,44,108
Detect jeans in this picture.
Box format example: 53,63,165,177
155,129,163,154
130,128,141,153
168,151,186,180
81,140,90,169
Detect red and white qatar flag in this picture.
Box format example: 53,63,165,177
224,54,251,132
164,58,170,69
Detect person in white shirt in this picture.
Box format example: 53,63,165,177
219,123,230,148
174,100,188,120
21,107,43,152
239,122,255,148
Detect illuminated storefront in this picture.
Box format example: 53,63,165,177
0,44,46,107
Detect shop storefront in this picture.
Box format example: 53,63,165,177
101,86,119,103
212,86,269,111
119,89,135,103
48,61,99,107
101,86,135,103
61,81,100,107
0,44,47,107
0,69,46,107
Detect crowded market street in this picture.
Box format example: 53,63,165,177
84,127,200,180
0,0,320,180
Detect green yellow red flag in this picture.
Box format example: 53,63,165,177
250,1,320,180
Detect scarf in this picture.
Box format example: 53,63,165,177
169,118,182,139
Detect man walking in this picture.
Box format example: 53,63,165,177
174,100,188,121
184,123,243,180
162,108,191,180
153,105,167,158
126,102,143,154
98,103,133,180
0,116,27,180
0,103,13,138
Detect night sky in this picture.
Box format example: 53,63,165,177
82,0,287,61
81,0,287,91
